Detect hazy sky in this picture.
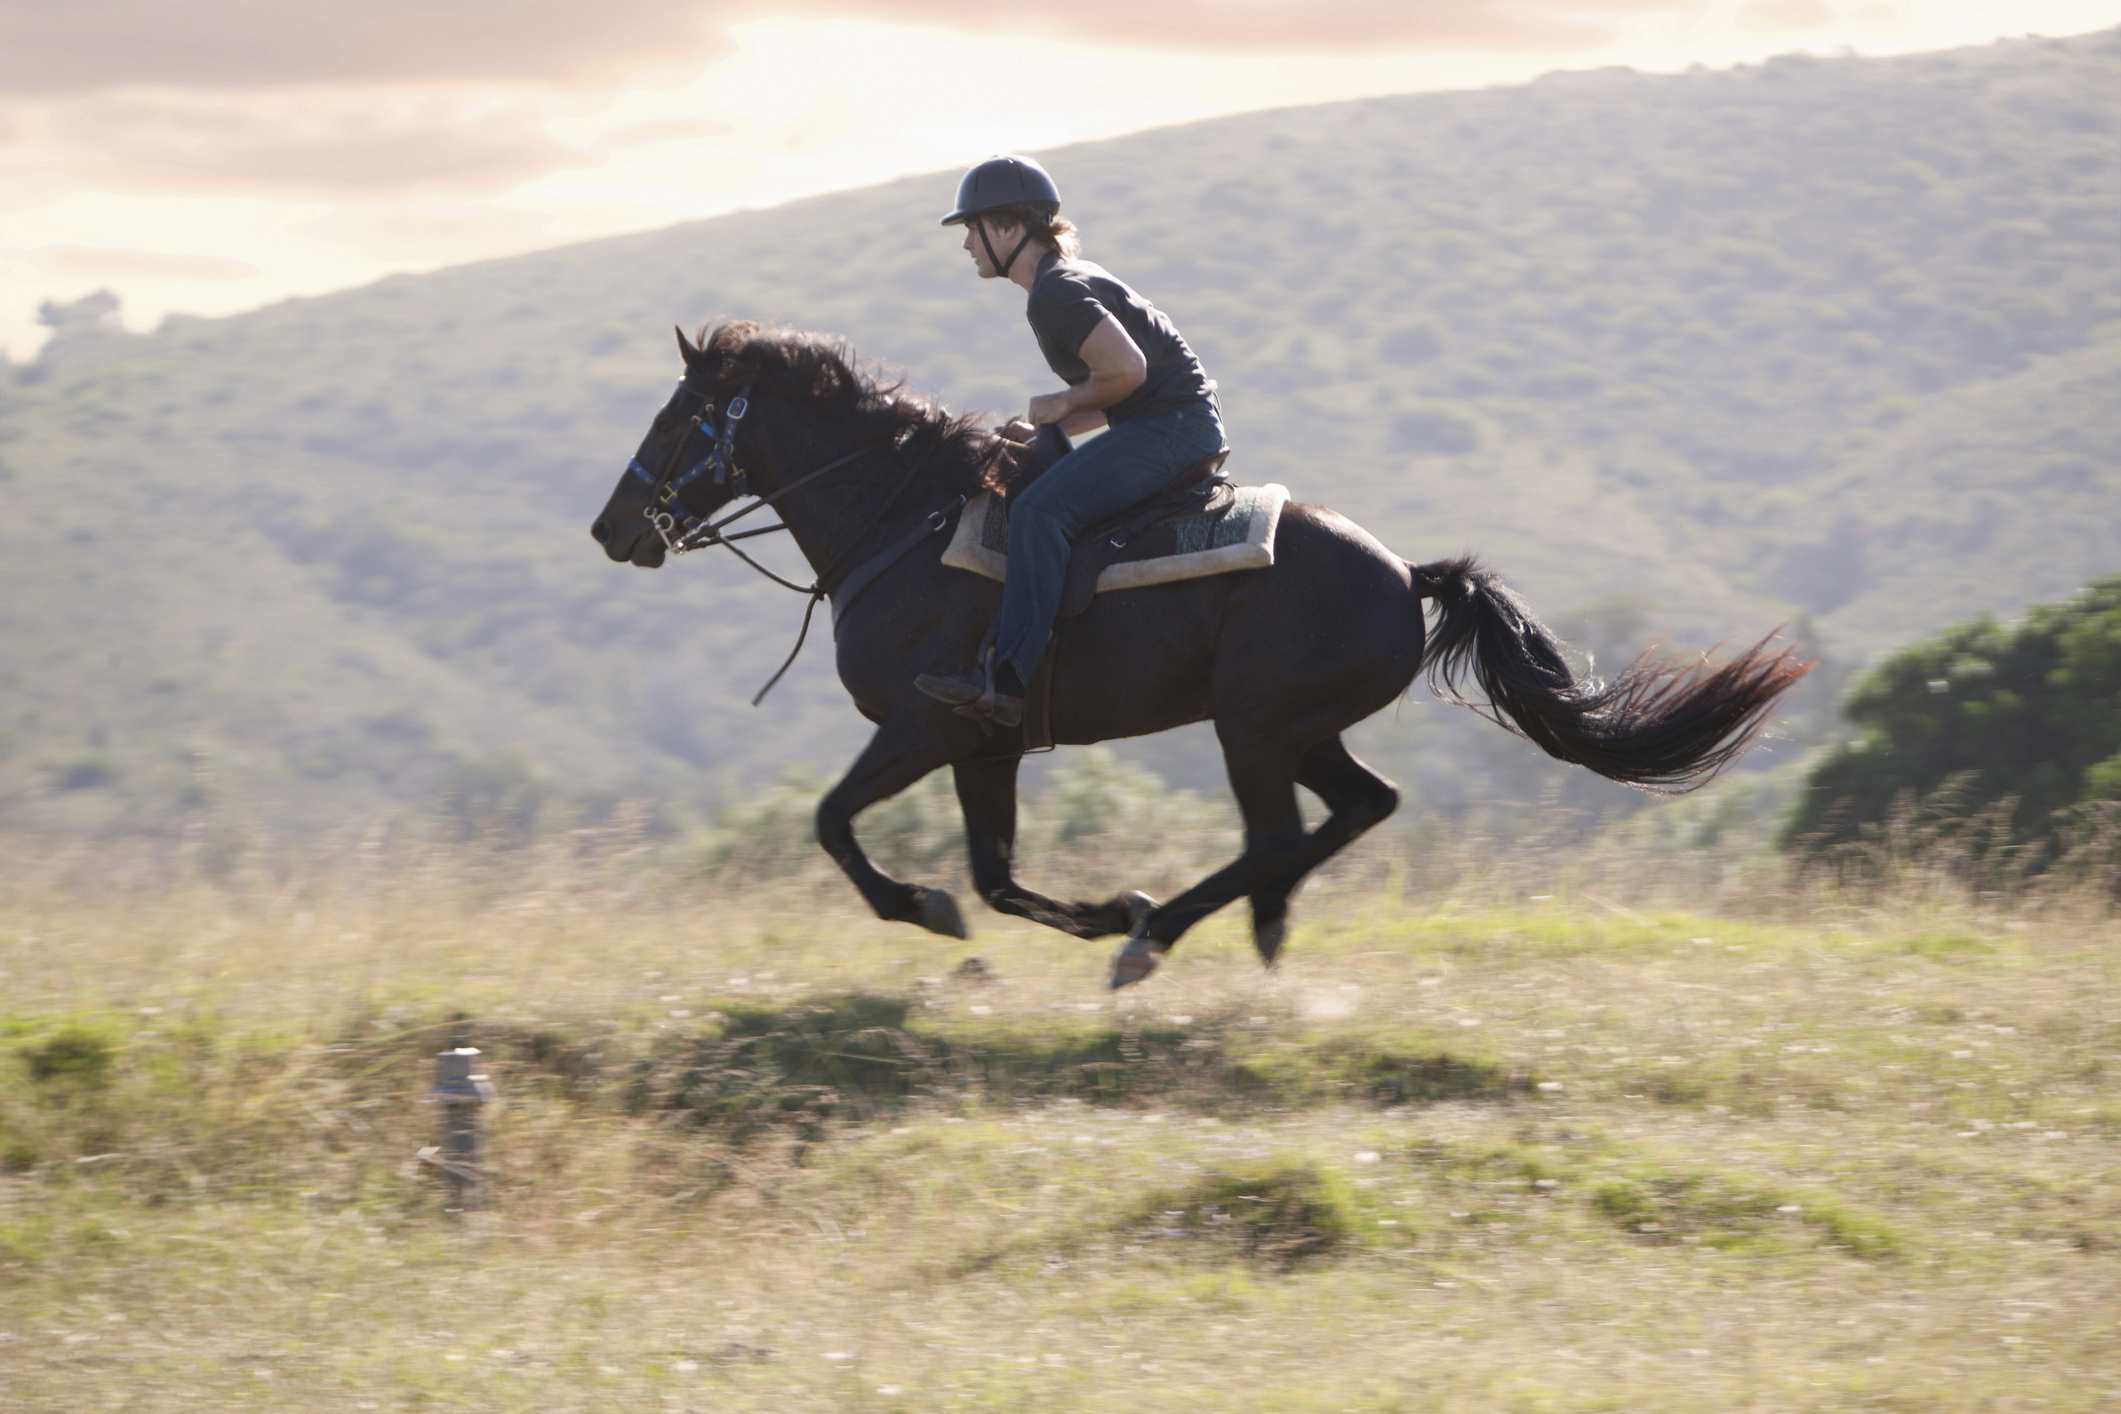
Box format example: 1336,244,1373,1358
5,1,2118,362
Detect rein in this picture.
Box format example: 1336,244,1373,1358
633,381,959,704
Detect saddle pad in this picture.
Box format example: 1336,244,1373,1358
942,482,1289,593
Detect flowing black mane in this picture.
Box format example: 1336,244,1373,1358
696,320,997,497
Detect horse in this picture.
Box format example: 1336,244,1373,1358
591,321,1810,988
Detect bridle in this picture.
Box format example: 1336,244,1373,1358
631,378,863,567
625,373,960,703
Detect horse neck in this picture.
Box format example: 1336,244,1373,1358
756,413,914,582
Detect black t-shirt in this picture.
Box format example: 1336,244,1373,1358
1025,251,1214,424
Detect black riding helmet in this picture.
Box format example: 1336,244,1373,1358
940,155,1061,279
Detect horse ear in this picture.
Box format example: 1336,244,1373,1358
676,324,702,367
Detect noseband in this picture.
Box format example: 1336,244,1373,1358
627,381,771,555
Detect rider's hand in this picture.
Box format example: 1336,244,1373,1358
1027,391,1073,426
998,417,1036,445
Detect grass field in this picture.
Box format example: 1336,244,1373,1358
1,840,2116,1411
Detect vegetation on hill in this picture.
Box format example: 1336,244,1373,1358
2,29,2117,847
1784,575,2121,870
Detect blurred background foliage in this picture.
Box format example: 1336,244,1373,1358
1785,575,2121,873
1,29,2116,863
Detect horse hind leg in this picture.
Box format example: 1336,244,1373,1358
953,757,1151,939
1112,742,1304,988
1247,737,1401,965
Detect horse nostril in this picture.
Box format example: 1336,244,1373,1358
591,518,610,543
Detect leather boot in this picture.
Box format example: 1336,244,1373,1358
915,653,1024,727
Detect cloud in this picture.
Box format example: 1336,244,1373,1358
1740,0,1833,26
0,0,717,93
35,96,584,195
41,246,260,280
0,0,1693,93
602,116,746,150
785,0,1691,52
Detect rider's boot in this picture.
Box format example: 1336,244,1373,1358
915,647,1025,727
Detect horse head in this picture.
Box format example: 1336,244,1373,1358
589,322,764,568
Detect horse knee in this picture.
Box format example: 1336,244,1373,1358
1354,780,1401,831
815,797,853,855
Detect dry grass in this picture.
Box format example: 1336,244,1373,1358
1,833,2116,1411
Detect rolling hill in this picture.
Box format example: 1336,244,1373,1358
3,27,2117,851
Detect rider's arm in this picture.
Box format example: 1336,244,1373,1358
1029,313,1146,425
1064,314,1147,414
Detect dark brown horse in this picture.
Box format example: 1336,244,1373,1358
591,322,1809,987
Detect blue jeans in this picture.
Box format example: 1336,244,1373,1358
993,399,1228,686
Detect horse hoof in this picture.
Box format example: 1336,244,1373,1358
919,889,970,940
1107,935,1167,991
1254,914,1286,969
1119,890,1156,934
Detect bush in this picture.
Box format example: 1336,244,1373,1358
1783,575,2121,874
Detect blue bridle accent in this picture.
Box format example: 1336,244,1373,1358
633,382,753,515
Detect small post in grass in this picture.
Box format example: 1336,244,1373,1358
422,1025,495,1214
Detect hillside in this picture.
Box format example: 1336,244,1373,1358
2,28,2117,848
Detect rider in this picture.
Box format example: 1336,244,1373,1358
915,154,1228,726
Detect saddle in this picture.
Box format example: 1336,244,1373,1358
942,460,1290,751
1057,456,1229,618
943,457,1285,615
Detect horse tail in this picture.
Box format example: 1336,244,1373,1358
1409,555,1810,792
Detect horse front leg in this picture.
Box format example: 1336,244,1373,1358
816,718,967,938
952,757,1152,939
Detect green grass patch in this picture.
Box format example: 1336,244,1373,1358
1883,929,2000,962
1589,1162,1904,1259
617,995,1537,1144
1307,908,1816,961
1236,1028,1532,1108
1125,1159,1364,1270
10,1018,121,1092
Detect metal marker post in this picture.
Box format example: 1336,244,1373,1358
423,1044,495,1213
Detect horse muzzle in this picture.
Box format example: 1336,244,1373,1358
591,516,666,568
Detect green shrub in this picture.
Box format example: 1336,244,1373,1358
1784,576,2121,875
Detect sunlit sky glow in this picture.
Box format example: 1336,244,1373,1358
4,1,2118,361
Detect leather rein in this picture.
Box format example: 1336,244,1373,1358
628,379,962,704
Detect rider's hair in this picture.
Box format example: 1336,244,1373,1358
984,204,1081,259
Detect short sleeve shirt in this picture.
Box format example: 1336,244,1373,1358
1025,252,1214,424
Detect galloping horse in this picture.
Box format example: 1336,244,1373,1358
591,322,1809,987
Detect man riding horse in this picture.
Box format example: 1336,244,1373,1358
590,155,1808,988
915,155,1230,726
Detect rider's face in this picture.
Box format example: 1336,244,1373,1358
961,216,1022,280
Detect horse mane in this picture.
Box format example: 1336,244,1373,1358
695,320,1003,496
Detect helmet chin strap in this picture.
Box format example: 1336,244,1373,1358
976,218,1039,278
